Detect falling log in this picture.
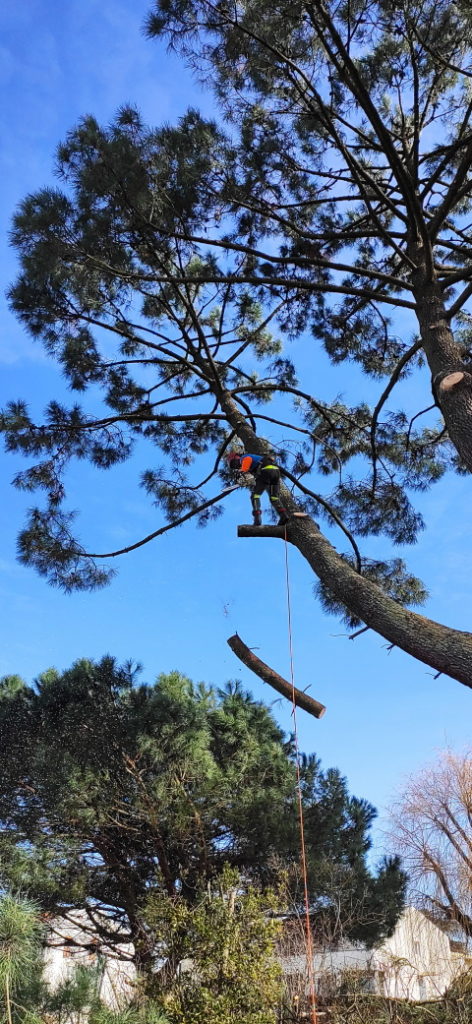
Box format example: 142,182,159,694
227,633,326,720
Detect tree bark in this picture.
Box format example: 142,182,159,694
217,390,472,689
227,633,326,719
413,268,472,473
236,516,472,689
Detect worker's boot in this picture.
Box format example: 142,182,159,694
253,510,262,526
278,508,290,525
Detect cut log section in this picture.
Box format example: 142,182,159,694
238,524,287,538
227,633,326,720
237,516,308,539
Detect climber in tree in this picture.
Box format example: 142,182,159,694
227,451,289,526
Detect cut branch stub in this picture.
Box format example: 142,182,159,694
227,633,326,720
438,371,466,392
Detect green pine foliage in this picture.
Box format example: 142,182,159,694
4,0,472,677
0,659,405,970
0,894,44,1024
1,100,447,606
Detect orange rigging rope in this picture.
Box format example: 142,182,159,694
283,526,318,1024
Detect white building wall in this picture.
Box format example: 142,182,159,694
43,911,136,1011
371,907,461,1001
281,907,471,1003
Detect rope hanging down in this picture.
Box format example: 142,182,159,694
283,526,318,1024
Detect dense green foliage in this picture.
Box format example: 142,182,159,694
145,865,283,1023
0,658,405,968
0,894,44,1024
6,0,472,682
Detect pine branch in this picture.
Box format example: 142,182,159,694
83,486,237,559
370,339,423,489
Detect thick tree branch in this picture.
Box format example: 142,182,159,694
82,254,418,310
171,230,415,291
281,468,363,572
447,281,472,321
428,138,472,239
306,1,430,257
235,515,472,688
227,633,326,719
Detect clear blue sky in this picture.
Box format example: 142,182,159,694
1,0,471,858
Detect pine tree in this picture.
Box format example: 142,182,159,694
4,1,472,684
145,0,472,469
0,660,405,971
0,894,44,1024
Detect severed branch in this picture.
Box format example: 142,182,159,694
237,524,289,539
227,633,326,719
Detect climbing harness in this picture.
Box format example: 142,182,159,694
283,526,318,1024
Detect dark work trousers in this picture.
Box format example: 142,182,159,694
251,466,283,516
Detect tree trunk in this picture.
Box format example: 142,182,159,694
413,268,472,473
218,389,472,689
291,515,472,685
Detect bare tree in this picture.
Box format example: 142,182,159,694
390,749,472,942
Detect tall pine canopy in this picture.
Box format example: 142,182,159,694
3,0,472,683
0,659,405,969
